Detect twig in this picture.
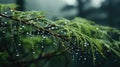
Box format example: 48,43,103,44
0,13,76,38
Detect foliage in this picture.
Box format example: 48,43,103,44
0,4,120,67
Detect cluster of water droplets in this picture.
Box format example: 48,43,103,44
0,9,21,57
68,38,96,64
0,8,108,64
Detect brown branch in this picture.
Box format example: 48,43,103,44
0,13,76,38
0,13,45,22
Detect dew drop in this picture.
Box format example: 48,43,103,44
84,44,87,47
55,27,58,29
13,25,16,28
37,32,40,35
80,55,82,58
77,49,79,51
32,51,35,54
18,43,21,46
4,22,7,24
26,32,29,35
53,42,57,45
42,35,46,39
65,21,67,24
84,42,89,47
96,28,99,30
71,47,73,50
2,31,5,33
64,32,67,34
80,42,82,44
16,54,19,57
22,25,25,28
30,36,33,38
84,57,87,60
10,9,13,12
4,12,7,14
51,27,55,30
19,27,22,30
41,45,44,48
93,57,96,60
43,36,46,39
1,23,4,25
76,52,78,55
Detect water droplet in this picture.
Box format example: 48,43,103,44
53,42,57,45
2,31,5,33
18,43,21,46
96,28,99,30
16,54,19,57
41,45,44,48
80,42,82,44
26,32,29,35
64,32,67,34
32,51,35,54
51,27,55,30
13,26,16,28
22,25,25,28
84,58,87,60
65,21,67,24
55,27,58,29
76,52,78,55
4,12,7,14
10,9,13,12
84,44,87,47
19,27,22,30
4,22,7,24
93,57,96,60
43,36,46,39
71,47,73,50
30,36,33,38
84,42,89,47
80,56,82,58
77,49,79,51
42,35,46,39
37,32,40,35
1,23,4,25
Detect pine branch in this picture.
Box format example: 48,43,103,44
0,13,76,38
